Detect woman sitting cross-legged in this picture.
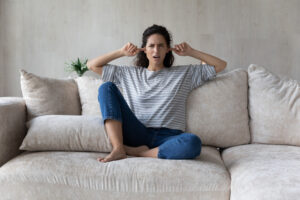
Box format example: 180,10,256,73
87,24,227,163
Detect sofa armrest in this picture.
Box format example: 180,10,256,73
0,97,27,166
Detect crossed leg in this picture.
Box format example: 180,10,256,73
97,119,201,162
97,119,159,163
124,145,159,158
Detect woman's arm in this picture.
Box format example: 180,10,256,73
87,42,144,76
87,49,123,76
189,49,227,73
171,42,227,73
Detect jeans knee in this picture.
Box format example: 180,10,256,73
189,134,202,157
98,81,115,92
98,82,116,98
158,133,202,160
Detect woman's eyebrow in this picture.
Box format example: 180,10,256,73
148,43,164,45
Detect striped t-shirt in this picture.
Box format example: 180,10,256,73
101,63,216,132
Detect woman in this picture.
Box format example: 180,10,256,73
87,24,226,163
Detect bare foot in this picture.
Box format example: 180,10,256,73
97,147,127,163
124,145,150,157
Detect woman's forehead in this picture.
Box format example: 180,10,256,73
146,34,166,45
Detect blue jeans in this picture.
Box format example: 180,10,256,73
98,82,202,159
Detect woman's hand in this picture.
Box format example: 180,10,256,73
120,42,145,57
171,42,193,56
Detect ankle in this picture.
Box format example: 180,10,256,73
112,145,125,152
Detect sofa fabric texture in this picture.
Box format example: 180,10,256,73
20,69,81,120
248,64,300,145
0,147,230,200
0,97,26,167
20,115,112,152
222,144,300,200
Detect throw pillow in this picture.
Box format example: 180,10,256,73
186,68,251,148
75,76,103,116
19,115,112,152
75,76,123,116
20,70,81,120
248,64,300,145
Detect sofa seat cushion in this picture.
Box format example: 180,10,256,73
0,147,230,200
222,144,300,200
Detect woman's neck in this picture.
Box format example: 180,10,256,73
147,64,165,71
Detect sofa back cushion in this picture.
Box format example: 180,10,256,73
187,69,250,148
186,68,250,148
20,70,81,120
248,64,300,145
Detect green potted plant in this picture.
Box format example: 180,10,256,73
65,58,89,77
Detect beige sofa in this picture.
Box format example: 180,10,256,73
0,64,299,200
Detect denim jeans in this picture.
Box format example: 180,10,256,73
98,81,202,159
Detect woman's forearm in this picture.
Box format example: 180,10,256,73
189,48,227,73
87,49,124,71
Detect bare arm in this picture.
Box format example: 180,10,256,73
189,49,227,73
171,42,227,73
87,43,145,76
87,49,124,76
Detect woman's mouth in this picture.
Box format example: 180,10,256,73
153,56,160,60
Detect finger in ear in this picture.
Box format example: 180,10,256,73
138,47,146,52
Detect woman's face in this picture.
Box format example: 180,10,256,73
144,34,170,66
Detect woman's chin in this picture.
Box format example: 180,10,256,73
152,59,162,64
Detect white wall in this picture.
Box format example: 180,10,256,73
1,0,300,96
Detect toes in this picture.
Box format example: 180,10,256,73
97,151,127,163
98,155,112,163
99,159,107,163
97,157,103,162
102,157,111,162
97,157,107,162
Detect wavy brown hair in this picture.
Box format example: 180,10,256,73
134,24,174,68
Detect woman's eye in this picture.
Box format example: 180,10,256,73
148,45,163,48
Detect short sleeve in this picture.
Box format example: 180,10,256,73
101,64,123,86
189,64,217,90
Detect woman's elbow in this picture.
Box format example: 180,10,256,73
222,61,227,70
215,61,227,73
86,60,93,70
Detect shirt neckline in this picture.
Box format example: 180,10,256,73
145,67,166,73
